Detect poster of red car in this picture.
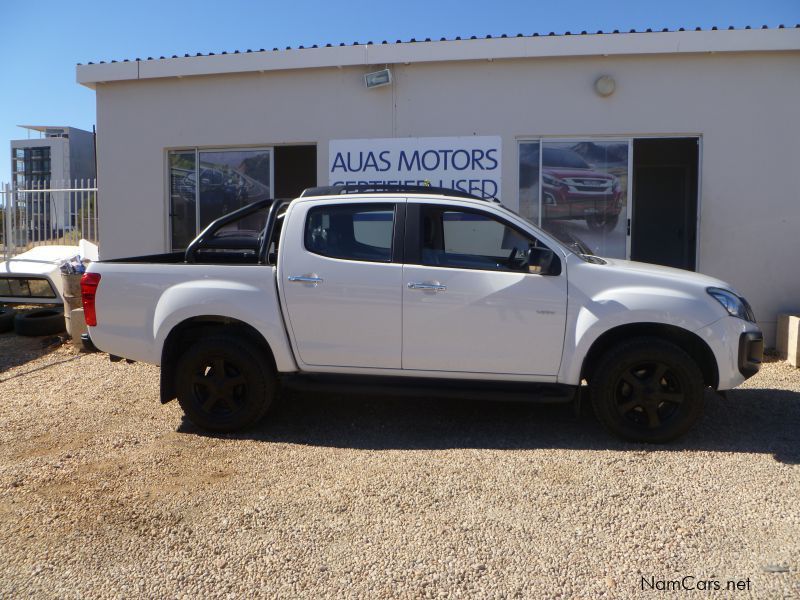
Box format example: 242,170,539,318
519,140,629,258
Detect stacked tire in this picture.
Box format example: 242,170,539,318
0,307,15,333
0,306,66,337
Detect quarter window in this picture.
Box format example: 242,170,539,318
305,204,394,263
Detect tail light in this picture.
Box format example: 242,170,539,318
80,272,101,326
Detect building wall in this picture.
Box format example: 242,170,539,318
94,50,800,342
66,127,97,182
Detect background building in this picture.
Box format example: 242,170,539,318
9,125,96,235
76,27,800,343
11,125,96,187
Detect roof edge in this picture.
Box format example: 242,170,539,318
76,28,800,88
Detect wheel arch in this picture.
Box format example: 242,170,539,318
159,316,277,404
580,322,719,389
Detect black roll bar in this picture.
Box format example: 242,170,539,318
184,199,271,264
258,199,291,264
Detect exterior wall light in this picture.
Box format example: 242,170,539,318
365,68,392,89
594,75,616,97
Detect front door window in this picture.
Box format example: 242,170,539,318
420,206,535,272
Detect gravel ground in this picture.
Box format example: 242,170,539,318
0,332,798,599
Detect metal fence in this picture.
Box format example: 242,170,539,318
1,179,98,260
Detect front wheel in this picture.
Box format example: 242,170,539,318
175,335,275,431
589,338,705,443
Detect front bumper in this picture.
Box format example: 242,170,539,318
695,317,763,390
738,331,763,378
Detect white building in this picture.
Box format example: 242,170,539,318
76,27,800,343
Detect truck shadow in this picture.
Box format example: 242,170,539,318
179,386,800,465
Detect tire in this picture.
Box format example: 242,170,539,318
0,307,17,333
175,335,275,432
589,337,704,443
586,213,619,233
14,308,66,337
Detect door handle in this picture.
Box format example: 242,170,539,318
408,282,447,292
288,275,323,286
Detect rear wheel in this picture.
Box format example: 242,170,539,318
590,338,704,443
175,335,275,431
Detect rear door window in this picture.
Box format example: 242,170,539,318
305,203,395,262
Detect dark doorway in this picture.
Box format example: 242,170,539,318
274,145,317,199
631,138,699,270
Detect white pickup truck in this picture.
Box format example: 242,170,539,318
82,185,763,443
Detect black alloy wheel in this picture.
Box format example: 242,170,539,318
190,356,248,417
175,335,275,431
590,337,705,443
613,361,684,429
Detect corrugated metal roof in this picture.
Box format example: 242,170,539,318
77,24,800,65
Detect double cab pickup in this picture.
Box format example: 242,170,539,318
82,185,763,443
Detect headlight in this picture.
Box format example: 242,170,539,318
707,287,756,322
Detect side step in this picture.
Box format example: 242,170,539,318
280,373,577,404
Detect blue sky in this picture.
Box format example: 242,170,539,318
1,0,798,182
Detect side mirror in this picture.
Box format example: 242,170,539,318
528,245,561,276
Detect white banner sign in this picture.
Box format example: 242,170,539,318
329,136,501,198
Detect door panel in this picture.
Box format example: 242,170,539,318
402,265,567,374
280,201,403,369
401,204,567,376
